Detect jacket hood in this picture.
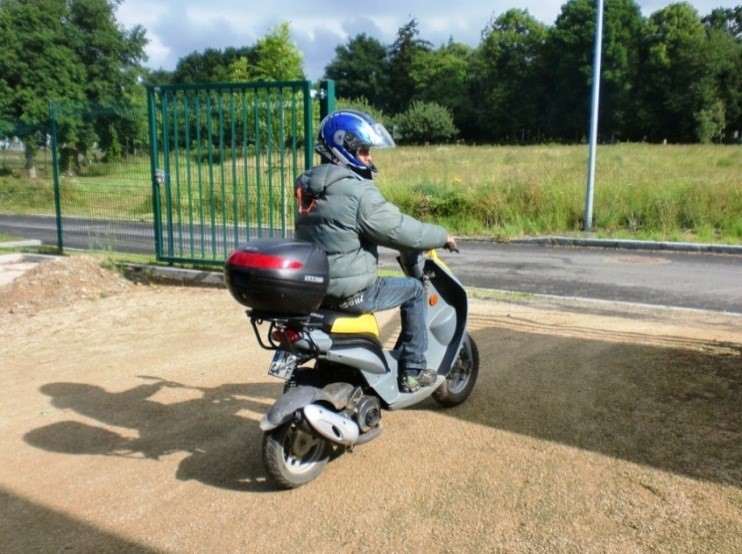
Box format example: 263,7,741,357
299,163,364,198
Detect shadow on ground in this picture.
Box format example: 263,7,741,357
24,378,281,492
0,487,155,552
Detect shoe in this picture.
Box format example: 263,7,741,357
413,368,438,386
399,373,421,393
399,368,437,393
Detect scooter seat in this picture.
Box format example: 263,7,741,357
310,309,380,337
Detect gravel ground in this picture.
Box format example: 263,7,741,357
0,256,740,553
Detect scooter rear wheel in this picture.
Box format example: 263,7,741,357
262,421,331,489
432,333,480,407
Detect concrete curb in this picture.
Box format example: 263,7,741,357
125,263,224,286
0,252,59,263
0,240,42,249
476,236,742,256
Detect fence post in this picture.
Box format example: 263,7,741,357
319,80,335,120
303,82,314,171
147,86,163,259
49,101,63,253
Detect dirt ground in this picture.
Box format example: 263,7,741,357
0,256,740,553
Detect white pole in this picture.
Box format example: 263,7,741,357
584,0,604,232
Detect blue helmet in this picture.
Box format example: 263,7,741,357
315,110,395,175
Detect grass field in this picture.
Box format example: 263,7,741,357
375,143,742,244
1,143,741,244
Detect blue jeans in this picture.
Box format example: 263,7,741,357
327,277,427,371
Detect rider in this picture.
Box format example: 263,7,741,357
294,109,457,392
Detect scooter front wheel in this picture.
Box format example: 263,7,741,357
432,333,480,407
262,421,332,489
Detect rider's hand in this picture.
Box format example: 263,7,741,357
444,235,459,253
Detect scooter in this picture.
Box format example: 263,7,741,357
224,239,479,488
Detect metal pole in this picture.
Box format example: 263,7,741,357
584,0,604,232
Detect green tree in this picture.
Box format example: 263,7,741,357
703,7,742,140
386,19,432,114
544,0,645,142
66,0,147,161
335,97,389,127
172,47,254,84
471,9,548,142
231,22,304,81
702,6,742,40
639,3,729,142
0,0,84,176
0,0,146,175
410,40,474,137
324,33,390,108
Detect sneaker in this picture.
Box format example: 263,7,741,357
399,368,437,393
413,368,438,387
399,373,421,393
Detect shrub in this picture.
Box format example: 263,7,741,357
396,101,458,144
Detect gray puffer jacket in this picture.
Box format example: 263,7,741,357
295,163,448,299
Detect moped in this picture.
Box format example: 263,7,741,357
224,239,479,488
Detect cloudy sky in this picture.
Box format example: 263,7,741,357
116,1,734,79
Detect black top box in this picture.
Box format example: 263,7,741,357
224,238,329,315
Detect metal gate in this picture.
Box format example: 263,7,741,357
147,80,334,265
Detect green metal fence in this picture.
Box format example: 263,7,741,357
0,81,335,261
148,80,335,265
0,103,154,254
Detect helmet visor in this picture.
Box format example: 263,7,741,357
362,120,395,149
364,122,396,148
343,120,395,156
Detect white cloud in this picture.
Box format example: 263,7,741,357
115,0,736,79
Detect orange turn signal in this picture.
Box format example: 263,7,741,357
428,294,439,306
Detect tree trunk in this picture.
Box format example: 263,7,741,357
24,143,37,180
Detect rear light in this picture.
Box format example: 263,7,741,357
271,327,301,344
227,250,303,270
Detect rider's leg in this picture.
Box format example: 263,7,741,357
340,277,432,391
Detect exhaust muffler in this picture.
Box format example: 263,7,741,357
303,403,359,446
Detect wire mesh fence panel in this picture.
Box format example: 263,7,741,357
50,102,155,254
0,122,56,245
0,103,154,253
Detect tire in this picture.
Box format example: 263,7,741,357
432,333,480,407
262,421,332,489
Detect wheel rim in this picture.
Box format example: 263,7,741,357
446,345,473,394
281,425,327,475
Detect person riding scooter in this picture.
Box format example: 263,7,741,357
294,109,458,393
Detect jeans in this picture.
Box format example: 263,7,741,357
326,277,427,371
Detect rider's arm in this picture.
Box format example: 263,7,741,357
356,186,448,250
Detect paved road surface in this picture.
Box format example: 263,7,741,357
2,214,741,314
378,242,742,314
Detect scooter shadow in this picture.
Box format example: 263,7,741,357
24,377,288,492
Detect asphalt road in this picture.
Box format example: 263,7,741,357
378,241,742,314
2,214,741,314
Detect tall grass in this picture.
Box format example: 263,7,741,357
374,144,742,243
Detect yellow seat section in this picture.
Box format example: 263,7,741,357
330,313,379,336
